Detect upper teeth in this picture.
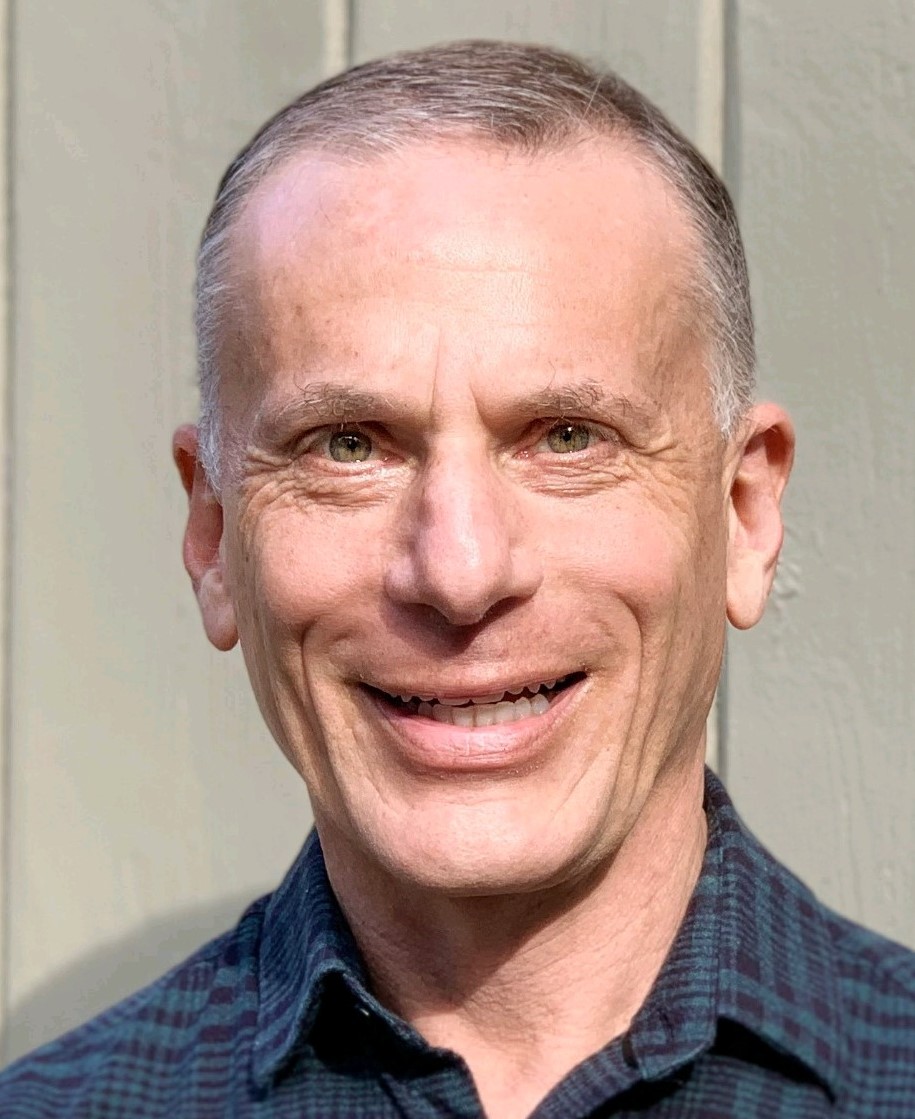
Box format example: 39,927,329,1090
424,693,550,726
397,679,558,706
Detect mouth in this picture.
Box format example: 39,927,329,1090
363,672,586,729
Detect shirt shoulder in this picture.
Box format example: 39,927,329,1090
828,906,915,1019
0,896,269,1119
704,772,915,1113
816,895,915,1108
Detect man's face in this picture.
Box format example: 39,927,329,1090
187,141,749,894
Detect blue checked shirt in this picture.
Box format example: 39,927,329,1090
2,770,915,1117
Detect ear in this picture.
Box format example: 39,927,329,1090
726,403,795,630
172,424,238,651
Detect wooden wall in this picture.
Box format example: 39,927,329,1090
1,0,912,1062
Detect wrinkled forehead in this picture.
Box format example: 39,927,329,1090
223,139,707,414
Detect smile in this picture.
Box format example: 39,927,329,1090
367,673,585,728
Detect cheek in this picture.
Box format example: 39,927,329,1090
233,505,387,635
225,504,390,762
545,497,691,620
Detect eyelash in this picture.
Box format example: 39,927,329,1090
296,419,619,463
529,420,619,456
298,424,377,450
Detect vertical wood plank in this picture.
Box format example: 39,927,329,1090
4,0,333,1061
726,0,915,947
0,0,10,1047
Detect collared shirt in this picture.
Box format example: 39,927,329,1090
2,771,914,1117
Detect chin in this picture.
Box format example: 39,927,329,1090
346,790,608,897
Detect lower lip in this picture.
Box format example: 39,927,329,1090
361,679,585,774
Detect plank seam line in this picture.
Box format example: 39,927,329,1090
716,0,739,785
0,0,16,1060
323,0,352,76
696,0,726,173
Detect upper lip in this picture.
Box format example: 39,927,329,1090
363,672,580,703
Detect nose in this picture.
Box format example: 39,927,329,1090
384,444,543,626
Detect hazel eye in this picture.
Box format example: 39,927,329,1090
544,422,593,454
327,428,373,463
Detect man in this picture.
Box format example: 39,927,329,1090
2,39,913,1118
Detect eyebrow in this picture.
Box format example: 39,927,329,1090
253,382,401,442
511,380,657,426
253,377,659,443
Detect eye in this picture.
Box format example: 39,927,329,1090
326,428,373,463
542,422,596,454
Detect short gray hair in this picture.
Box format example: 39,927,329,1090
195,40,755,489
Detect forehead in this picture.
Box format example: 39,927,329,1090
227,139,703,413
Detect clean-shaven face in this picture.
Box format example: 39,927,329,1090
213,140,732,894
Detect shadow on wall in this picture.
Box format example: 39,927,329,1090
1,892,261,1067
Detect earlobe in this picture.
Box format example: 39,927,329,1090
725,404,795,630
172,424,239,651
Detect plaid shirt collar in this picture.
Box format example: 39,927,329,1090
252,770,846,1100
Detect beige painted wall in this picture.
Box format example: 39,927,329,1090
1,0,912,1064
726,0,915,949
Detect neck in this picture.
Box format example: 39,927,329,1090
321,753,708,1119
